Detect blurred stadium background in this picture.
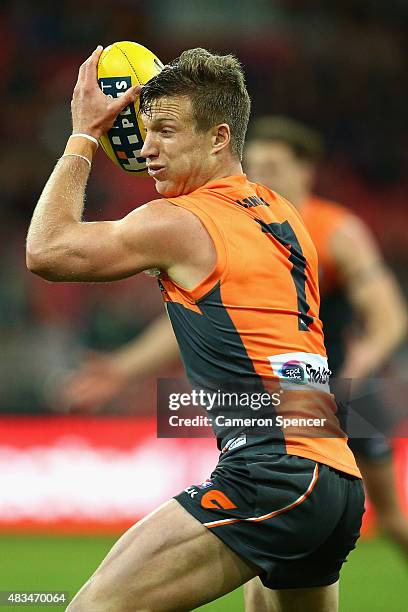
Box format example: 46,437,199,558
0,1,407,610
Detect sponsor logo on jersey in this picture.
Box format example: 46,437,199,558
305,363,331,385
98,76,145,172
268,352,331,393
280,360,306,383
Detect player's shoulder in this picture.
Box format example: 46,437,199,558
306,195,353,222
121,199,207,242
118,198,213,265
302,195,361,240
248,179,278,202
139,197,212,239
252,181,307,225
137,198,200,222
143,197,185,212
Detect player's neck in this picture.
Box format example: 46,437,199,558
208,158,243,182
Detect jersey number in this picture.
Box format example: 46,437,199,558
255,219,313,331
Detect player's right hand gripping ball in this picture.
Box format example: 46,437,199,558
97,41,163,174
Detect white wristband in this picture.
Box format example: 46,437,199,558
70,133,99,147
61,153,92,168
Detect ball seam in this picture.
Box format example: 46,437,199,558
114,43,144,86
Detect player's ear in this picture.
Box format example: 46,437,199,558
211,124,231,154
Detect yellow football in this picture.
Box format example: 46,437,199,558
97,41,163,174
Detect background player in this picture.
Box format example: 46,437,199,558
27,47,363,611
245,116,408,554
64,117,408,564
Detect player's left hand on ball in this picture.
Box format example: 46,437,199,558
71,45,141,139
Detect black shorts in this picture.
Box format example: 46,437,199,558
175,448,365,590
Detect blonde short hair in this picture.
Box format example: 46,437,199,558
140,48,251,160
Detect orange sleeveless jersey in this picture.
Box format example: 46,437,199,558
160,175,360,478
301,196,352,295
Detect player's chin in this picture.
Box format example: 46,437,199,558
154,180,180,198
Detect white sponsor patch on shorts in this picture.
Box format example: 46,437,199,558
221,435,247,453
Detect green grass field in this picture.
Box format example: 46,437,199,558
0,534,406,611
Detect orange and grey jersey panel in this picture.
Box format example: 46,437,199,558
158,175,360,478
301,196,353,295
301,196,355,374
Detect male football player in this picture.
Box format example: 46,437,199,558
28,48,363,611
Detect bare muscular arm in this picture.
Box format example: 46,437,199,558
331,215,407,379
26,46,214,286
